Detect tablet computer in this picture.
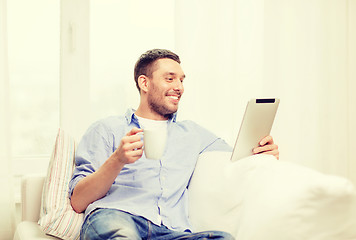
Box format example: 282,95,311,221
231,98,280,162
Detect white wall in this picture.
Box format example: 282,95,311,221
59,0,356,183
176,0,356,182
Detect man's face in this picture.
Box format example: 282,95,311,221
146,58,185,118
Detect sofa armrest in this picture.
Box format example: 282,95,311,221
189,151,356,240
21,175,46,222
13,221,57,240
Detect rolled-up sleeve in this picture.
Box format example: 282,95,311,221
68,122,113,198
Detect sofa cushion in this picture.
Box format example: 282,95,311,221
188,152,356,240
38,129,83,240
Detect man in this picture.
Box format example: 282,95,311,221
69,49,279,240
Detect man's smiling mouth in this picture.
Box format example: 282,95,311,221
168,95,179,100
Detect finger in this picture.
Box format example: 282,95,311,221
127,127,143,136
119,144,144,163
253,144,278,154
122,134,142,145
253,147,279,159
129,148,144,158
122,140,143,152
253,147,264,154
259,135,274,146
128,134,143,143
123,149,144,164
129,140,144,150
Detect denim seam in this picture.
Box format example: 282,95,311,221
147,220,152,240
175,232,208,239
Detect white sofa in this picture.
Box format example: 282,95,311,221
13,152,356,240
13,175,57,240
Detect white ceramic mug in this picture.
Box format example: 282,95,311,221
143,128,167,160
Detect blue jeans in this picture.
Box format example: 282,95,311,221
80,208,235,240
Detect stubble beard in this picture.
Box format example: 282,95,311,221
147,93,178,119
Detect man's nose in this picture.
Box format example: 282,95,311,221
173,79,184,92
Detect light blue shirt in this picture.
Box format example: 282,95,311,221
69,109,232,232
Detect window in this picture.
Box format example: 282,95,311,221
7,0,60,182
8,0,175,201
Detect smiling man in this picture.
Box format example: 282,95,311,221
135,56,185,120
69,49,279,240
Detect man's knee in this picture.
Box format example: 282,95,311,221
203,230,235,240
81,226,140,240
81,209,140,240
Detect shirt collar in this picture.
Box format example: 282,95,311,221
125,108,177,125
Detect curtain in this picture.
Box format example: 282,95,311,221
0,0,15,239
175,0,356,184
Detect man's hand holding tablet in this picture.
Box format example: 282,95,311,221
253,135,279,160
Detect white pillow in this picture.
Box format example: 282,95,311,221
38,129,84,240
188,152,356,240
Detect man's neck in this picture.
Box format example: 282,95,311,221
135,105,170,121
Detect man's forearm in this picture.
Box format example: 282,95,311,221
70,127,144,213
70,153,125,213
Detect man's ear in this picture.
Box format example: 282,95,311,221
138,75,149,93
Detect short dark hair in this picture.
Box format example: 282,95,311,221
134,49,181,92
